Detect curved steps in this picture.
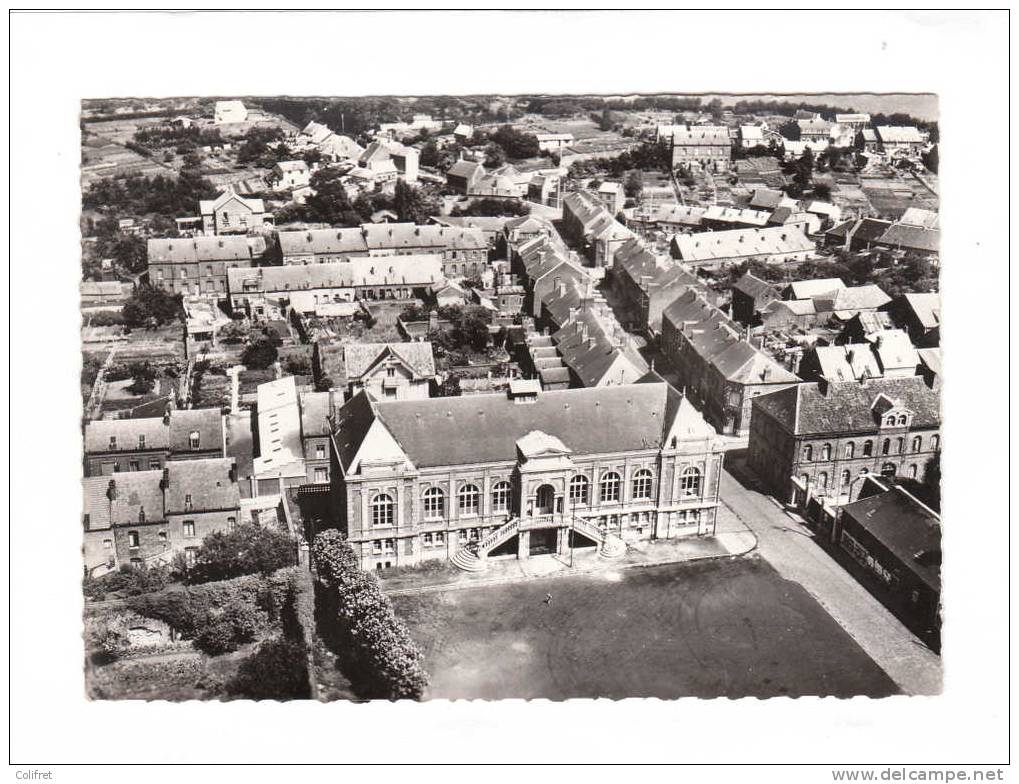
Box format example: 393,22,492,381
450,548,487,572
598,534,627,559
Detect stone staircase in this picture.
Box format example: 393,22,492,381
571,517,627,559
451,517,520,572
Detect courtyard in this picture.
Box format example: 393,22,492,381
392,557,898,700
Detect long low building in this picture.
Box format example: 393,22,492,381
670,225,816,269
277,223,488,280
330,381,726,572
227,255,444,314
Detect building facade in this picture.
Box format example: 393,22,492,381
747,376,941,507
330,383,725,572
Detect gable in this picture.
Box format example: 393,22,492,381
349,419,414,475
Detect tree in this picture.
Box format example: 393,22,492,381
392,179,438,224
226,637,310,700
484,142,507,168
183,524,297,585
419,140,440,168
624,170,644,200
597,107,615,132
122,285,183,328
242,338,279,370
127,361,157,395
303,167,361,226
922,144,939,174
450,198,530,218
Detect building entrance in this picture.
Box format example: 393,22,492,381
535,484,555,515
529,527,558,556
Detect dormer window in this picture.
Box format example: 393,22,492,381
885,415,896,426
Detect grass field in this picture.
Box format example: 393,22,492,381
392,558,898,700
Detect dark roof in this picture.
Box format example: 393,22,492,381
853,218,893,244
299,391,332,438
331,391,376,471
877,223,940,254
348,382,701,469
83,471,166,529
825,219,856,240
163,458,240,513
841,485,941,592
753,376,941,436
168,409,223,453
733,272,779,303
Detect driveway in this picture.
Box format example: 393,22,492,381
720,452,942,695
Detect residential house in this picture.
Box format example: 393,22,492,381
731,272,780,326
670,126,731,172
322,342,437,401
884,292,941,347
269,160,311,191
199,191,268,236
835,113,871,131
876,126,926,157
561,191,637,267
613,239,702,333
536,133,574,153
596,181,626,215
670,225,816,270
747,376,941,506
446,159,485,194
214,100,247,125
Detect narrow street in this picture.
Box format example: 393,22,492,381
720,451,942,696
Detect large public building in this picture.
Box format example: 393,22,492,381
328,380,726,572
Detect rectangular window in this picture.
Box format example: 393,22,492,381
189,431,201,450
109,436,117,450
183,520,195,538
423,533,433,546
127,531,139,548
138,435,146,449
227,516,236,532
149,459,161,470
128,460,140,472
103,539,113,550
372,540,383,555
184,547,198,567
435,532,445,545
158,531,167,543
314,467,328,483
315,444,326,460
184,494,193,510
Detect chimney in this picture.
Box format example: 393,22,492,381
163,404,172,425
106,479,117,502
228,462,237,483
328,386,337,419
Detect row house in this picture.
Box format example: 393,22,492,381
670,225,816,270
561,191,636,267
329,382,725,571
613,239,703,334
747,376,941,507
226,255,444,316
82,457,241,577
670,126,732,173
148,234,267,297
661,290,800,436
277,223,488,280
84,408,225,477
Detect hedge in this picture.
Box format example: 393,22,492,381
312,530,427,700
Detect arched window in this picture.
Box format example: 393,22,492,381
491,481,512,514
632,469,653,500
599,471,621,503
912,436,922,452
422,487,444,520
896,437,904,454
370,493,394,527
908,464,918,479
803,445,813,462
930,435,940,451
800,474,810,487
818,471,828,489
863,440,873,457
845,442,855,459
569,475,589,505
898,415,908,426
458,484,480,516
680,467,702,497
840,470,851,489
821,443,832,461
885,415,896,426
881,438,891,455
881,463,897,478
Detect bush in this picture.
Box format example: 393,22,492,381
313,530,428,700
83,563,175,601
83,615,132,664
226,637,311,700
241,338,279,370
183,524,297,585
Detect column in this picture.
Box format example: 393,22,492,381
518,530,530,560
556,527,567,555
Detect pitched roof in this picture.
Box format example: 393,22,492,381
299,391,332,438
877,223,940,254
168,409,223,453
898,208,939,229
198,191,265,216
835,113,871,124
227,256,444,293
671,125,730,146
342,342,436,380
83,471,166,529
753,376,940,436
552,309,648,387
162,458,240,513
808,343,883,383
841,485,941,592
870,329,920,373
148,236,258,264
853,218,894,244
876,126,925,144
897,293,941,330
733,272,779,302
672,226,815,263
342,382,708,470
447,160,484,179
786,278,846,300
821,284,893,317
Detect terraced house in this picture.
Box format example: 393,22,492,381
329,382,725,572
147,234,267,296
747,376,941,507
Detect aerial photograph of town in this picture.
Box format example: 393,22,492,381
76,90,945,703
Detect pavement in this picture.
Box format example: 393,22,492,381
719,452,943,696
383,511,757,597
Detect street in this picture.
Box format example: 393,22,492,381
719,451,943,695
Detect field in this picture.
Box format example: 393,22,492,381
392,558,899,700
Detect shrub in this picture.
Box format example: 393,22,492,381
241,338,279,370
183,524,297,584
226,637,310,700
313,530,427,700
195,618,239,655
83,615,132,664
83,563,175,601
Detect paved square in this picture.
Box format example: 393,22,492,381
392,557,899,700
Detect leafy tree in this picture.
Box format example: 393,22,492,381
183,524,297,585
392,179,439,224
242,338,279,370
490,125,540,159
624,170,643,199
127,361,157,395
450,198,530,218
484,142,507,168
283,354,312,376
303,167,362,226
778,120,801,141
597,107,615,131
399,303,428,322
122,285,183,328
419,140,440,168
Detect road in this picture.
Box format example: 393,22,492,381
720,452,943,696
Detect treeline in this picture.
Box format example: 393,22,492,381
568,140,672,178
82,165,218,218
133,124,224,150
